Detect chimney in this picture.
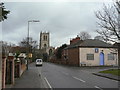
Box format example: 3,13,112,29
70,36,80,45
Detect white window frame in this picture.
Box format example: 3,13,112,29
108,54,115,60
87,54,94,60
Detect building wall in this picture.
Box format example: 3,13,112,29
67,48,79,66
79,48,118,66
46,47,55,55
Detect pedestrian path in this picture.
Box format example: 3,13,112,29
11,63,45,88
93,72,120,81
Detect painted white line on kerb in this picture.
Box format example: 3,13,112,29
44,77,52,88
94,86,103,90
73,76,86,83
111,79,119,82
62,72,69,75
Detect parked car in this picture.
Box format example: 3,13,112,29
36,59,43,66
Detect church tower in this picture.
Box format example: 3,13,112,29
39,32,50,49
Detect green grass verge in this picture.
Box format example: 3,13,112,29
99,69,120,76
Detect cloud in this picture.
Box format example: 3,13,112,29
2,2,112,47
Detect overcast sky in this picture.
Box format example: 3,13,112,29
1,0,112,47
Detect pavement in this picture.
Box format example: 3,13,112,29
5,63,50,89
92,69,120,81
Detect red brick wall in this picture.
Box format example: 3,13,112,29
70,37,80,45
67,48,79,66
49,48,79,66
2,57,6,89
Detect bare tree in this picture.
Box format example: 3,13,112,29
19,37,37,53
95,1,120,66
94,36,104,41
1,41,15,56
78,31,91,40
95,1,120,42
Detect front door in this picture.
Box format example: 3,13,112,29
100,52,104,65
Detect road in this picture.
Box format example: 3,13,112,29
41,62,119,89
12,62,119,89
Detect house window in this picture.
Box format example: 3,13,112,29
108,54,114,60
87,54,94,60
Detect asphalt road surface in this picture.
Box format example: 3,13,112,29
12,62,119,89
41,62,119,89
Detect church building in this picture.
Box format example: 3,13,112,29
39,32,50,49
39,32,54,59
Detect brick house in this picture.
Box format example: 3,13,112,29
63,37,118,66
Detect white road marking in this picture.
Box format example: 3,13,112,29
62,72,69,75
94,86,103,90
44,77,52,89
73,76,86,83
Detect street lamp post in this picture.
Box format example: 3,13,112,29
27,20,40,70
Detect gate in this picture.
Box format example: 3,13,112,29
5,61,12,84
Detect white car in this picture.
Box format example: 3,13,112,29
36,59,43,66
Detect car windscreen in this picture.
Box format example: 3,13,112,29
36,59,42,62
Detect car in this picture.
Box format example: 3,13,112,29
36,59,43,66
